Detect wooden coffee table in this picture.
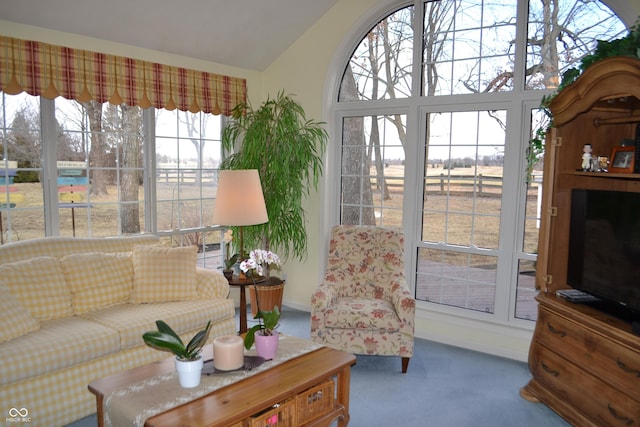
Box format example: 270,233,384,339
89,344,356,427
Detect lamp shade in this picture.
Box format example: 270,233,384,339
212,169,268,226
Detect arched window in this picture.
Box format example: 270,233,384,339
333,0,626,323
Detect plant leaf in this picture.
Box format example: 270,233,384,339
244,324,263,350
185,321,212,356
155,320,183,344
142,331,187,357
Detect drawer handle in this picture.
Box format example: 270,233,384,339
608,404,634,426
617,358,640,378
546,322,567,338
541,361,559,377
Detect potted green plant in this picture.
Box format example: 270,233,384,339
244,305,281,360
142,320,212,387
221,91,328,309
221,229,238,280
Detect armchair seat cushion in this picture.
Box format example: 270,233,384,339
324,298,400,331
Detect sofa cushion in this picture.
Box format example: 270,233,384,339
131,245,198,303
0,283,40,343
61,252,133,314
0,257,73,320
82,299,235,350
0,316,120,387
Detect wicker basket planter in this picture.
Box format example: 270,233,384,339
249,278,285,317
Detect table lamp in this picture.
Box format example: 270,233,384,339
212,169,268,263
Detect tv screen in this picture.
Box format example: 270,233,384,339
567,189,640,316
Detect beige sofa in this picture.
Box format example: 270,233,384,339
0,235,236,427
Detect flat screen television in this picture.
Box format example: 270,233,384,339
567,189,640,323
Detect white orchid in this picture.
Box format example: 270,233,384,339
240,249,281,278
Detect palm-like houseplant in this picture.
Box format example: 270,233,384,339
221,91,328,313
221,91,328,274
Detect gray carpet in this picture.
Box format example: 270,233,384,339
66,306,569,427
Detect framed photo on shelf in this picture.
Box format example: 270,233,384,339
609,145,635,173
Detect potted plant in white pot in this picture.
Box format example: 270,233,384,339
244,305,281,360
221,91,328,311
142,320,211,388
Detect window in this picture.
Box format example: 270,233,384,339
0,92,42,243
0,93,227,268
334,0,625,323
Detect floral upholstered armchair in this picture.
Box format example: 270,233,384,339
310,225,415,373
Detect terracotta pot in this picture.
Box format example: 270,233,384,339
255,331,279,360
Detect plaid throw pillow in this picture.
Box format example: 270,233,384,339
130,245,198,303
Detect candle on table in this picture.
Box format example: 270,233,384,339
213,335,244,371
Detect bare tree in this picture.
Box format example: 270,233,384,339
119,104,142,234
84,100,109,197
180,111,208,186
339,66,375,225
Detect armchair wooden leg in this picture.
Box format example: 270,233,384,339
401,357,410,373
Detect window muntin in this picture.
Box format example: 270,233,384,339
525,0,626,90
0,92,43,242
338,7,414,102
55,99,146,238
423,110,504,249
155,109,222,256
423,0,517,96
417,248,497,313
341,114,406,227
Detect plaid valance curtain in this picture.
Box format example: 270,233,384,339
0,36,246,115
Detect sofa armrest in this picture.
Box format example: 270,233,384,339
196,268,230,299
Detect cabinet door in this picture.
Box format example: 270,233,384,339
535,128,559,293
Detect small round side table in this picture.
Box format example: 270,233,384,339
226,275,264,333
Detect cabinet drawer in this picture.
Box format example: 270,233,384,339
536,307,640,402
530,345,640,427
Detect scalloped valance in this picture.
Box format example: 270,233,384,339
0,35,246,115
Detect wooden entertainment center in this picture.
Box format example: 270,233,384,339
520,57,640,426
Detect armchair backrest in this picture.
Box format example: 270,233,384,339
327,225,405,300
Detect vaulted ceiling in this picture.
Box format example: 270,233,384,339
0,0,338,71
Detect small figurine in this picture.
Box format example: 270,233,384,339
598,156,608,172
581,144,592,171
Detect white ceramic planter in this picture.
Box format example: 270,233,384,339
255,331,279,360
175,356,204,388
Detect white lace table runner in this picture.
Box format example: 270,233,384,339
104,335,322,427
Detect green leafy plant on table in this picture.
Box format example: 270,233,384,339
142,320,212,361
244,305,281,350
